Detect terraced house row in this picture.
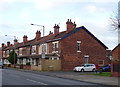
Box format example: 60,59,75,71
1,19,111,71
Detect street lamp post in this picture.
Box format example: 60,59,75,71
5,35,16,67
31,24,45,37
31,23,45,70
31,24,45,58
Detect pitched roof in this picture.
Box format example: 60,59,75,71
112,43,120,52
47,26,108,49
3,26,108,49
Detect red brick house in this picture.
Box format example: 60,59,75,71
112,44,120,61
1,19,110,71
111,44,120,77
0,47,2,62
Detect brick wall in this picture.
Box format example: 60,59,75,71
0,48,2,60
48,42,53,53
22,47,26,56
112,44,120,61
60,29,109,71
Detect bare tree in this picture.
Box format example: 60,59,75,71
111,1,120,30
111,15,120,30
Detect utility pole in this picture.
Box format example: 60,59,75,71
31,24,45,71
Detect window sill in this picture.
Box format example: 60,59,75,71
77,51,81,52
52,51,58,53
32,53,36,55
19,54,22,56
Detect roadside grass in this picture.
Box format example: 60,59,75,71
93,72,112,77
79,72,112,77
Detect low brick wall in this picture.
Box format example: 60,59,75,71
111,61,120,77
31,65,41,71
10,64,15,68
23,65,31,70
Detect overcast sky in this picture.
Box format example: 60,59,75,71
0,0,119,50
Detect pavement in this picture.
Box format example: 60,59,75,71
6,68,120,86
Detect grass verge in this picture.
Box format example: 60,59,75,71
94,72,112,77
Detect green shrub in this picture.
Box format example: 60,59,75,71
8,50,17,64
26,62,31,65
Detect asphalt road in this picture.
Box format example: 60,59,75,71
1,69,112,87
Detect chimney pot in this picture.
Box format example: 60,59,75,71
10,44,13,46
7,41,10,47
73,21,76,29
2,43,5,48
23,35,28,43
14,39,18,45
36,30,41,40
66,19,75,32
49,31,53,35
54,24,60,35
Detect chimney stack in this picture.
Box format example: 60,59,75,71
54,24,60,35
14,39,18,45
7,41,10,47
36,30,41,40
23,35,28,43
10,44,13,47
73,21,77,29
49,31,53,35
66,19,76,32
2,43,5,48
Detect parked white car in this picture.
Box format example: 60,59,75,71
73,64,96,72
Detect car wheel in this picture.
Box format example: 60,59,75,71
92,68,96,72
81,69,84,72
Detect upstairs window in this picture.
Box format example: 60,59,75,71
42,44,47,54
19,48,22,55
77,41,81,52
32,45,36,54
39,45,42,54
26,47,30,55
39,44,47,54
52,41,59,52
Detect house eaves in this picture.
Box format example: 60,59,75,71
46,38,62,43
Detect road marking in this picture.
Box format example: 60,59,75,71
26,79,48,85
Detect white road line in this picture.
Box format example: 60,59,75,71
26,79,48,85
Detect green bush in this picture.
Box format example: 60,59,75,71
26,62,31,65
8,50,17,64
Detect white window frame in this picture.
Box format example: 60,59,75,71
39,45,42,54
52,41,59,53
32,45,36,55
77,41,81,52
84,55,89,64
43,43,47,54
3,51,6,57
26,47,30,55
50,57,59,60
19,48,22,56
39,43,48,54
6,50,9,57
